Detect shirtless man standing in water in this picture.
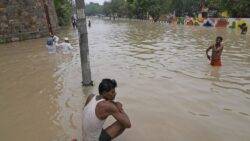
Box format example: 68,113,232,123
81,79,131,141
206,36,224,66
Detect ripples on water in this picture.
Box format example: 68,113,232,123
87,19,250,94
0,18,250,141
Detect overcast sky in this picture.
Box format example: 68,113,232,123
85,0,108,5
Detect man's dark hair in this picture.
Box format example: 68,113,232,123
216,36,223,41
99,79,117,95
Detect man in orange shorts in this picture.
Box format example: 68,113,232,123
206,36,224,66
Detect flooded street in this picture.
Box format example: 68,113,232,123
0,18,250,141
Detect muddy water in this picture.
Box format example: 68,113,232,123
0,19,250,141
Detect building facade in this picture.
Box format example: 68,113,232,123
0,0,58,43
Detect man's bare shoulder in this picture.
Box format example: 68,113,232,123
97,100,118,113
84,94,95,107
88,94,95,99
96,100,118,119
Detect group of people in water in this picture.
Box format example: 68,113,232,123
55,16,248,141
78,37,223,141
79,33,249,141
73,38,224,141
46,33,73,54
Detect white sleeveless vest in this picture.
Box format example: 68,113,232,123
82,95,106,141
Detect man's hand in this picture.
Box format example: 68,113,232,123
207,55,211,60
109,101,131,128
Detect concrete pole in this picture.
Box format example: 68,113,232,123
75,0,93,86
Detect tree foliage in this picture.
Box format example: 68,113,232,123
103,1,112,17
54,0,72,26
86,0,250,20
85,2,103,16
205,0,249,17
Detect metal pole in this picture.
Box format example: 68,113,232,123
42,0,53,34
75,0,93,86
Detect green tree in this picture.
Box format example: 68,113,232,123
227,0,250,17
110,0,127,18
54,0,72,26
170,0,184,16
91,0,250,21
206,0,250,17
85,2,103,16
183,0,200,16
103,1,112,17
127,1,137,18
169,0,200,17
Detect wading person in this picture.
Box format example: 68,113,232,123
46,33,59,53
57,37,73,54
72,16,77,29
82,79,131,141
206,36,224,66
239,23,247,35
88,20,91,27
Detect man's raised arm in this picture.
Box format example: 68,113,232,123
107,102,131,128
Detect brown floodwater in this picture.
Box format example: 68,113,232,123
0,18,250,141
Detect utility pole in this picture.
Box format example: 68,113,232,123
75,0,93,86
42,0,53,34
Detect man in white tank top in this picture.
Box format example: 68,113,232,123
82,79,131,141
